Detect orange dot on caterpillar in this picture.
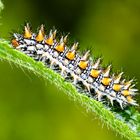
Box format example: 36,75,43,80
90,69,101,78
24,23,32,39
36,25,45,42
11,39,19,47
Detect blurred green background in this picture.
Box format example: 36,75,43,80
0,0,140,140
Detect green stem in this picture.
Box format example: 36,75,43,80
0,39,140,140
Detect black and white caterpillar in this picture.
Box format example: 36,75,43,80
11,23,139,109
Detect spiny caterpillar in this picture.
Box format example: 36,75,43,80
11,23,139,109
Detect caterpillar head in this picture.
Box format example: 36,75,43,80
11,33,23,48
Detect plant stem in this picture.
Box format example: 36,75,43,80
0,40,140,140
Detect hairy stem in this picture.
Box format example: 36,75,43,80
0,40,140,140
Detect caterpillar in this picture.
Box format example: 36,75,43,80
11,23,139,109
